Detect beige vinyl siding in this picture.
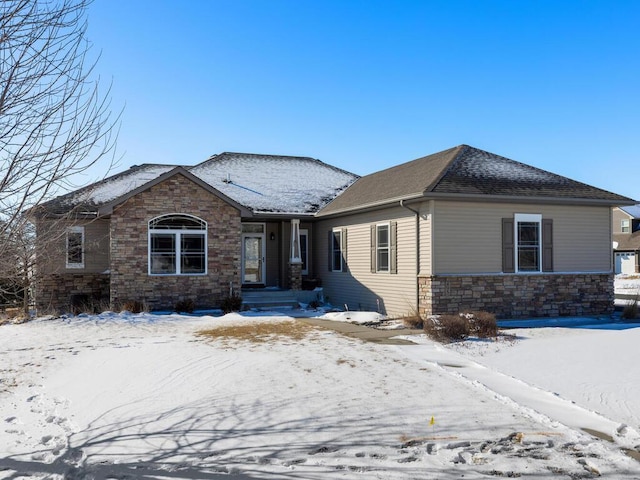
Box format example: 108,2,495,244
433,201,612,274
315,206,418,317
612,207,632,234
36,218,110,274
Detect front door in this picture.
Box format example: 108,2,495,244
242,234,265,284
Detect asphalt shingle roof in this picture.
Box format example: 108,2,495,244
38,153,358,216
319,145,635,215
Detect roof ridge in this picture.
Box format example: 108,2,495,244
423,144,468,192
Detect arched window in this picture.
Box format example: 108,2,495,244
148,214,207,275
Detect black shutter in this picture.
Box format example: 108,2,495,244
542,219,553,272
502,218,515,273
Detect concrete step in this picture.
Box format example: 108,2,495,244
241,289,299,309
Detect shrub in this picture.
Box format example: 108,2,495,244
466,311,498,338
220,294,243,314
439,314,470,341
402,306,424,329
121,299,145,314
622,297,638,320
175,298,196,314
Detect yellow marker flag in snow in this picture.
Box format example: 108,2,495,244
429,416,435,426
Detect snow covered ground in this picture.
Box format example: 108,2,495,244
2,307,640,479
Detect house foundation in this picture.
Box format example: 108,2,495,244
418,273,614,319
36,273,110,314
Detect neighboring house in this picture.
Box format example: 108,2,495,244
612,205,640,275
32,145,635,318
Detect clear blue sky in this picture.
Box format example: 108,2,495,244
85,0,639,199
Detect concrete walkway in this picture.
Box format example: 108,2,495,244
297,318,423,345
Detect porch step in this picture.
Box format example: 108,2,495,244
241,289,299,310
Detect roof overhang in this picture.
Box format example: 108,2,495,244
96,167,253,217
315,191,637,218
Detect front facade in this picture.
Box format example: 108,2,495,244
33,145,635,318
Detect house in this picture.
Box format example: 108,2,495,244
32,153,358,312
314,145,635,318
32,145,635,318
612,205,640,275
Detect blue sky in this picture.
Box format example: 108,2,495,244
84,0,639,199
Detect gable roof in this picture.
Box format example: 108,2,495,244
36,153,358,217
619,204,640,219
318,145,636,216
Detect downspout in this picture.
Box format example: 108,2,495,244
400,199,421,313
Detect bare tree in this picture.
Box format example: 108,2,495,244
0,0,117,253
0,0,118,315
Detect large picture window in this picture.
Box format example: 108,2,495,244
66,226,84,268
149,215,207,275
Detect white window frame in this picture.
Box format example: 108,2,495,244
66,226,85,269
331,228,343,272
148,214,207,276
376,223,390,273
514,213,542,273
621,219,630,233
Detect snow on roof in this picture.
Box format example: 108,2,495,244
59,164,177,209
189,153,358,214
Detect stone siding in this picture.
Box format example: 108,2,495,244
36,273,110,314
288,262,302,290
418,273,614,319
110,174,241,310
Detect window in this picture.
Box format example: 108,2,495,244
622,219,630,233
376,224,390,272
149,215,207,275
330,229,343,272
515,215,541,272
370,222,397,274
66,226,84,268
502,214,553,273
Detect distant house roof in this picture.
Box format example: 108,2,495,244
619,204,640,219
37,153,358,217
318,145,636,216
614,232,640,251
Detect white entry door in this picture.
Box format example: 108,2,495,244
242,234,265,284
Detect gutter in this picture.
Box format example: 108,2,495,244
400,199,421,314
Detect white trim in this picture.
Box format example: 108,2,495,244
375,222,390,273
514,213,542,273
66,226,85,269
331,228,343,272
148,214,208,276
241,232,266,284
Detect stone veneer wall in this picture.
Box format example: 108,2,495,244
418,273,614,319
36,273,110,314
110,174,241,310
288,262,302,290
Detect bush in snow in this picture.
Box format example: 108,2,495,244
175,299,195,314
120,299,146,314
424,311,497,342
220,293,243,314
